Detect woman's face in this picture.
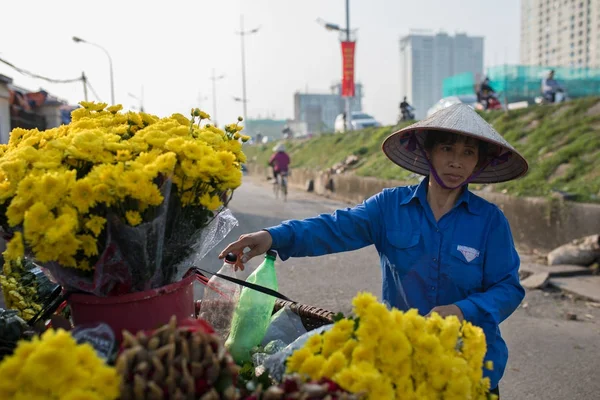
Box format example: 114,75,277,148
429,138,480,187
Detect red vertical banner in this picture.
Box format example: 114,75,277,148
341,41,356,97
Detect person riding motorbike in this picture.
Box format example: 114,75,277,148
268,143,290,184
221,104,529,398
478,77,497,110
399,96,415,121
282,125,293,140
541,70,563,103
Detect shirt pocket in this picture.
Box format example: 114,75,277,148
447,243,484,292
386,229,421,271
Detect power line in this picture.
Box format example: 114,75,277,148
0,57,82,84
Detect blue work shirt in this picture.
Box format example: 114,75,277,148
266,177,524,389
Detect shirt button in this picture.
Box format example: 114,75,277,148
433,257,437,262
431,286,436,291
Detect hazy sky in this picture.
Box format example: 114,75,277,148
1,0,521,126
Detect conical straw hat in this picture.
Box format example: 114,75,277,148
382,103,528,184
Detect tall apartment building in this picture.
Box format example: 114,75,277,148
520,0,600,68
400,32,484,119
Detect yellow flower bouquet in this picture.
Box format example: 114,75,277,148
0,101,247,301
285,292,494,400
0,328,120,400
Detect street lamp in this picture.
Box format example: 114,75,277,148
72,36,115,105
210,69,225,127
317,0,355,132
316,18,342,32
235,16,260,128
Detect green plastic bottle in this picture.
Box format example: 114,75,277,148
225,250,279,364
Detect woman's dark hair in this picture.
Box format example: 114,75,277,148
423,130,490,167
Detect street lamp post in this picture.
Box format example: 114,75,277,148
210,69,225,127
72,36,115,105
317,0,354,132
235,16,260,128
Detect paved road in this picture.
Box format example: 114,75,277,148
2,175,597,398
201,175,600,400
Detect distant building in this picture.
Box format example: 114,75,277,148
244,118,287,140
0,74,76,144
399,32,484,119
294,83,363,133
520,0,600,68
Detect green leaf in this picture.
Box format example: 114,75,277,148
332,312,346,322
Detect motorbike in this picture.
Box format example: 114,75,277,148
399,105,415,122
475,91,503,112
535,88,568,105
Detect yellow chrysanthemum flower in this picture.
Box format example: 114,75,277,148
305,334,323,354
3,232,25,262
286,347,312,374
298,354,326,381
320,351,348,378
78,235,98,257
199,192,223,211
85,215,107,237
106,105,123,114
352,291,378,317
125,210,143,226
70,179,96,213
115,149,131,162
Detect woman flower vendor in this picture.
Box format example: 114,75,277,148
220,103,529,397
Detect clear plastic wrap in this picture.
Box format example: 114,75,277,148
260,324,334,382
0,256,60,321
0,308,35,360
260,306,307,347
71,323,116,362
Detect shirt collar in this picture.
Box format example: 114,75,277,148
399,176,482,215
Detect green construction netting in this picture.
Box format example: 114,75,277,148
443,72,475,97
443,65,600,101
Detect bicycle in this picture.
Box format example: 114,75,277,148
273,171,288,201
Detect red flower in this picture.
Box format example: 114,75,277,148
178,317,215,335
195,378,210,394
322,378,341,392
282,377,299,393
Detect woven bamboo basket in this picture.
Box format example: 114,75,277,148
273,299,334,331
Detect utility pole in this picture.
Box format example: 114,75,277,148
317,2,355,132
210,69,225,127
235,15,260,128
81,71,88,101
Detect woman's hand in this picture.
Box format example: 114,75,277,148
218,230,273,271
426,304,464,322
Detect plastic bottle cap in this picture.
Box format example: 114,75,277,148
225,253,237,264
266,250,277,258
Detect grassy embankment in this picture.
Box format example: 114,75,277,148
244,97,600,203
